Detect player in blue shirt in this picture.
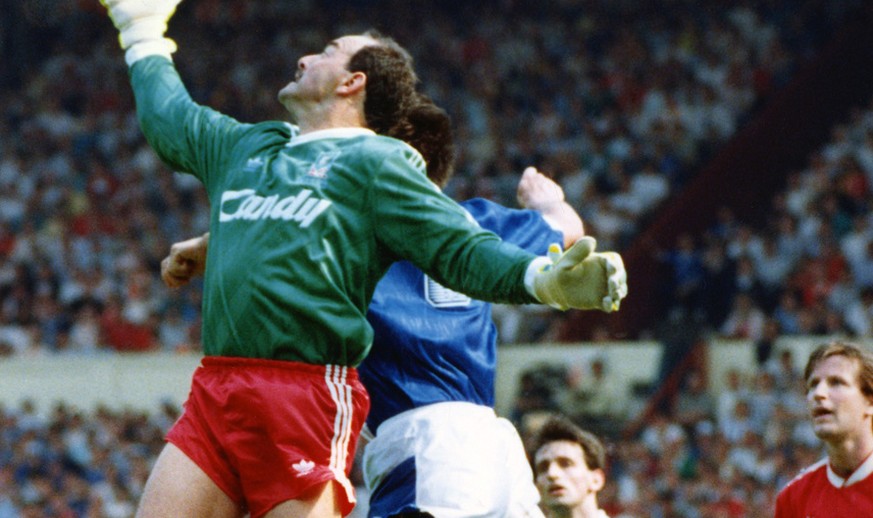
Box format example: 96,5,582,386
358,167,583,517
163,167,583,517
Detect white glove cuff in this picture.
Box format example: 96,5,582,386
125,38,177,66
524,256,552,300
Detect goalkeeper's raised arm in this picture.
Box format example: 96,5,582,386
102,0,264,185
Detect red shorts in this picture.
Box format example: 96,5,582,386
166,356,370,517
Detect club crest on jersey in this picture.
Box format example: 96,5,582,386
244,157,264,172
424,276,472,308
307,151,341,179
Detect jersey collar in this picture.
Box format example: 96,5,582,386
287,127,375,148
827,449,873,487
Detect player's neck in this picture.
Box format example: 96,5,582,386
293,101,367,135
828,432,873,478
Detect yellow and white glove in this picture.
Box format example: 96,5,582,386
527,237,628,312
99,0,183,66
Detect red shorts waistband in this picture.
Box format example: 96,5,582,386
200,356,359,382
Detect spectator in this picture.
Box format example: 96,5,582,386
640,412,687,457
748,370,780,428
699,236,736,324
673,370,716,439
754,317,782,366
716,368,752,428
511,366,562,428
765,348,803,393
656,233,705,316
771,292,803,335
67,304,102,355
845,286,873,337
719,399,756,445
558,358,628,437
720,292,767,341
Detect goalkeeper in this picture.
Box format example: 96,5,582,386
100,1,628,517
164,167,588,518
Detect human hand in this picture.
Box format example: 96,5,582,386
517,167,565,211
161,233,208,289
100,0,182,63
531,237,628,312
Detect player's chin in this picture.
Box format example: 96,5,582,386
811,422,841,440
543,491,570,506
277,85,296,104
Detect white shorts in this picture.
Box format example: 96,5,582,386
362,402,544,518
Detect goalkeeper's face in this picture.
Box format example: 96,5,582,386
278,35,378,115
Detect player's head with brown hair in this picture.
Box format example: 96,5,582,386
347,30,455,187
530,414,607,514
278,31,454,188
805,341,873,434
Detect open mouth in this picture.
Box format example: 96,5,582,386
812,408,833,418
548,485,566,496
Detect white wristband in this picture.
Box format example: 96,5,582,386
125,38,176,66
524,256,552,300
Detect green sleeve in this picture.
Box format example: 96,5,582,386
127,56,253,186
372,146,538,305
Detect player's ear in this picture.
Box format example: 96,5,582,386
337,71,366,96
591,468,606,492
864,394,873,420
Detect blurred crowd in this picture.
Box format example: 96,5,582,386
0,0,863,354
0,400,176,518
654,91,873,348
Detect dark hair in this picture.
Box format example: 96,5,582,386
347,31,455,187
530,414,607,475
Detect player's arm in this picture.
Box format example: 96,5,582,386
100,0,255,183
373,148,627,312
516,166,584,248
514,167,625,310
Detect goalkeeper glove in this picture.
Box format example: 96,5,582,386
528,237,628,312
99,0,182,65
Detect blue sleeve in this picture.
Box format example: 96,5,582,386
460,198,563,255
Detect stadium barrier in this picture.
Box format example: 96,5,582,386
0,337,851,417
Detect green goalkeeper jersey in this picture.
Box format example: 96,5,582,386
130,56,538,366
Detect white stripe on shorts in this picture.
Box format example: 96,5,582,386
325,365,356,502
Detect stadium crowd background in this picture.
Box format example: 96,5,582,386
2,0,873,516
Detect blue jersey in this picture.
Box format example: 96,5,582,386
359,198,562,431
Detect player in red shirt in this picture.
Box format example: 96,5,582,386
775,341,873,517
